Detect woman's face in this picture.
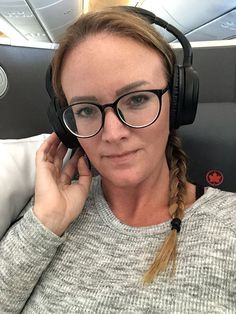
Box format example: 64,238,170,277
61,33,170,188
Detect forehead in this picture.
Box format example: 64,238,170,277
61,33,167,98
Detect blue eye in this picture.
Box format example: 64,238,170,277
121,93,151,110
76,107,94,117
130,94,149,105
73,104,100,119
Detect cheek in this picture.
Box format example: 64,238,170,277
148,100,170,141
78,137,100,164
143,123,169,157
143,104,170,159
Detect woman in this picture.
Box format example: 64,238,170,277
0,7,235,313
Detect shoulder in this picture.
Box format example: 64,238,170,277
205,187,236,209
197,187,236,233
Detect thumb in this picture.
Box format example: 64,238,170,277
77,156,92,193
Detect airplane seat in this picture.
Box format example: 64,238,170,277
179,101,236,193
0,44,235,193
178,42,236,193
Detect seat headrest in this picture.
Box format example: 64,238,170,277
179,102,236,192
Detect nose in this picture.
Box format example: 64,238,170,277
101,108,130,142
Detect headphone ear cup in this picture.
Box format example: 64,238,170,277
47,97,79,149
181,66,199,125
170,65,184,129
170,65,199,129
46,65,79,149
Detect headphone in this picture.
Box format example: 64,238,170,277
46,6,199,149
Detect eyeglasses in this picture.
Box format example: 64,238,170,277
62,86,169,138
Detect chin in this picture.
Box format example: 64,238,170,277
100,166,148,189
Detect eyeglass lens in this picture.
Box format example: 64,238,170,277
63,91,161,137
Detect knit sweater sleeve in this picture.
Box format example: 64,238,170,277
0,206,66,314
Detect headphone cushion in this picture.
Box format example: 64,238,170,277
182,66,199,125
170,65,184,129
48,99,79,149
170,65,199,129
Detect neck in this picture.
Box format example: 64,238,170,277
101,160,172,227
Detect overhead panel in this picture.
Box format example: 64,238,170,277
186,9,236,41
139,1,185,42
161,0,236,30
139,0,236,42
29,0,83,42
0,0,50,42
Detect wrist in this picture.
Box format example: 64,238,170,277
32,207,67,236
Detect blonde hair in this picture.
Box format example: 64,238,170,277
51,7,188,283
51,7,175,99
144,130,187,282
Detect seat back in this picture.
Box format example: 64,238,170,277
179,102,236,192
0,41,235,192
178,42,236,192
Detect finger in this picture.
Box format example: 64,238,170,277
42,133,60,155
46,139,62,163
60,149,82,185
54,142,68,170
44,132,60,149
76,156,92,193
36,133,60,163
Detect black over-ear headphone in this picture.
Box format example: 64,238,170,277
46,6,199,149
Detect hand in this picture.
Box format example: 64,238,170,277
33,133,92,236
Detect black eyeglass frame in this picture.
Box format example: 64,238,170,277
62,86,169,138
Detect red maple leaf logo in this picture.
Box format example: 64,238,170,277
206,170,224,186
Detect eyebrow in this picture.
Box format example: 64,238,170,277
70,95,98,104
115,80,150,97
69,80,150,104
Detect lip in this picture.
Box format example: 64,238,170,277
103,150,139,163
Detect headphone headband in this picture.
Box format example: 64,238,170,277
121,6,193,65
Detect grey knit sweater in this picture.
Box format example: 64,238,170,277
0,177,236,313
